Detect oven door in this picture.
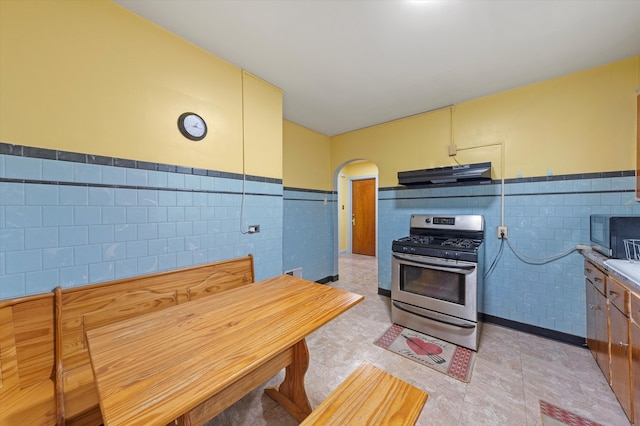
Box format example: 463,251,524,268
391,252,477,322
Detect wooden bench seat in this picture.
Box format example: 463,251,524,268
0,255,254,426
0,294,57,426
300,363,428,426
56,255,254,425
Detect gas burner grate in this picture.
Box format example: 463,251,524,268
441,238,476,249
410,236,434,245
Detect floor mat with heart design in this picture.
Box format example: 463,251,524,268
374,323,475,383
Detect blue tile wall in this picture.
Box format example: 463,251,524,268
3,142,637,339
283,188,337,282
0,144,283,299
379,174,640,338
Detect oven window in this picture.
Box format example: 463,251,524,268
399,264,465,305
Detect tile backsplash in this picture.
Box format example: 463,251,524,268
0,143,283,299
2,142,639,340
378,171,639,337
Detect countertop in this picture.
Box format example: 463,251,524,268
582,248,640,293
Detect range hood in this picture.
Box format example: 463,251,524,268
398,162,492,185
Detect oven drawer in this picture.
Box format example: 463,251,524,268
391,300,480,351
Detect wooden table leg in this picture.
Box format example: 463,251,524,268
264,339,312,422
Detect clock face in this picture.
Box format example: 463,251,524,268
178,113,207,141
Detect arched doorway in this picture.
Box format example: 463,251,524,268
335,160,379,256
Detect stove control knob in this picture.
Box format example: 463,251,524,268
425,218,431,224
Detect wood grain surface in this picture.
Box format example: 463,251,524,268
56,255,253,423
300,362,428,425
0,294,57,426
85,274,363,426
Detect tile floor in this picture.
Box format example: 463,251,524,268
207,254,631,425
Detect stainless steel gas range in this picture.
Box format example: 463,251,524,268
391,214,485,351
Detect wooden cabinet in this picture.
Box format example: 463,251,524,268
632,291,640,425
584,259,637,424
632,322,640,425
608,277,632,422
585,260,609,375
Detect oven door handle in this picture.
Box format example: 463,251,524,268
392,301,476,329
392,254,476,272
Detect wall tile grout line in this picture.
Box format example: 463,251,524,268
0,177,282,198
0,142,282,184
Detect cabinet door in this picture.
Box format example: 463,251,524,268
632,322,639,425
610,305,632,422
586,280,609,376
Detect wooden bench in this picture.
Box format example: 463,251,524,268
0,255,254,426
56,254,254,425
0,293,57,425
301,363,428,426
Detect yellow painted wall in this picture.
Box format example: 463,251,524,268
282,120,332,190
331,108,451,187
4,1,634,187
0,0,282,178
242,72,283,179
331,56,639,187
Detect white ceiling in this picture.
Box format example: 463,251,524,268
114,0,640,136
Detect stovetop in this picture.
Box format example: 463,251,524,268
392,214,485,262
394,235,482,249
392,236,482,261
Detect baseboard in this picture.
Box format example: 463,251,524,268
480,314,586,347
378,288,391,297
317,275,339,284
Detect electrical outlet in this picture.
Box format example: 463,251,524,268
497,226,508,239
248,225,260,234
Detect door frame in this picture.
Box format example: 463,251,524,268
347,175,378,256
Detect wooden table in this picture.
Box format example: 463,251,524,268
85,274,364,426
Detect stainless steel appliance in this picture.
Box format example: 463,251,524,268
397,162,492,186
590,214,640,259
391,214,484,351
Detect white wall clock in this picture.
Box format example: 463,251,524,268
178,112,207,141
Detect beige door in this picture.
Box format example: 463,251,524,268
351,178,376,256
